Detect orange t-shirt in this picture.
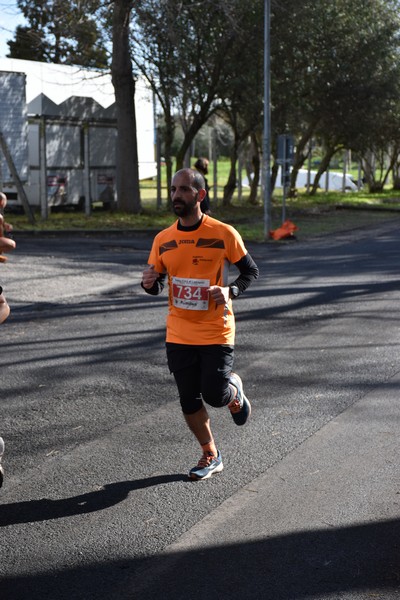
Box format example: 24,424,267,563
147,215,247,345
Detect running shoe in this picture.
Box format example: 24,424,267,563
0,437,4,489
189,450,223,480
228,373,251,426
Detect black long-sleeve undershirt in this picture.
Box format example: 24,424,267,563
229,252,259,296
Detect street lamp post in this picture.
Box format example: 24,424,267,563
262,0,272,240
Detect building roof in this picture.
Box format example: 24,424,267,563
0,58,115,107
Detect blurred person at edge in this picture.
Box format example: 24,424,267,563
0,191,14,320
0,192,15,262
0,191,16,487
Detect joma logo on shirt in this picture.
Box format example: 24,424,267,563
179,240,195,244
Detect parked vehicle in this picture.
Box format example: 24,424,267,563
292,168,359,192
242,167,360,193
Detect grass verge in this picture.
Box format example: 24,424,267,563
6,188,400,243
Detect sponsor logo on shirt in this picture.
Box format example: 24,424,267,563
192,255,213,265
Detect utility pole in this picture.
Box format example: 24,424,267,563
263,0,272,240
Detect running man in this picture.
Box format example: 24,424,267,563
141,168,259,480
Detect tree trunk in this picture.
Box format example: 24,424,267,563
310,146,337,195
248,132,260,205
392,160,400,190
392,174,400,190
289,136,310,197
163,112,174,210
111,0,141,213
175,106,215,171
361,149,395,193
223,138,240,206
289,119,319,197
270,162,279,192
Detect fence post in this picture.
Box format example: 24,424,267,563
0,131,35,224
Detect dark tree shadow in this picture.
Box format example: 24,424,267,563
1,518,400,600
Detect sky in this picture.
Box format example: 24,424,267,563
0,1,26,58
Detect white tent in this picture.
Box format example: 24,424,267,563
0,58,156,195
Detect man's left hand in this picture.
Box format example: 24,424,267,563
208,285,230,305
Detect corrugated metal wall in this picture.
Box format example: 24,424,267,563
0,71,29,183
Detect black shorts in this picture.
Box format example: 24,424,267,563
166,343,235,414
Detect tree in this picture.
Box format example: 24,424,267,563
7,25,47,62
269,0,321,193
309,0,400,194
270,0,400,196
111,0,141,213
8,0,108,67
216,0,263,205
130,0,181,198
130,0,250,199
170,1,240,172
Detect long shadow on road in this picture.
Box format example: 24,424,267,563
0,474,187,527
1,516,399,600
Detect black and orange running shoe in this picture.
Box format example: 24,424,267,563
228,373,251,426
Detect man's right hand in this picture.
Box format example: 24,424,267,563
142,264,160,289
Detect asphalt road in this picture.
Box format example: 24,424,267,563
0,219,400,600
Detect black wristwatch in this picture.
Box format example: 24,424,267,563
229,284,240,299
0,286,3,295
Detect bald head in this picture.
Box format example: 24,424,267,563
174,168,205,192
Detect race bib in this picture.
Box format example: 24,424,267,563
172,277,210,311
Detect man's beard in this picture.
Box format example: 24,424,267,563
172,195,198,217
